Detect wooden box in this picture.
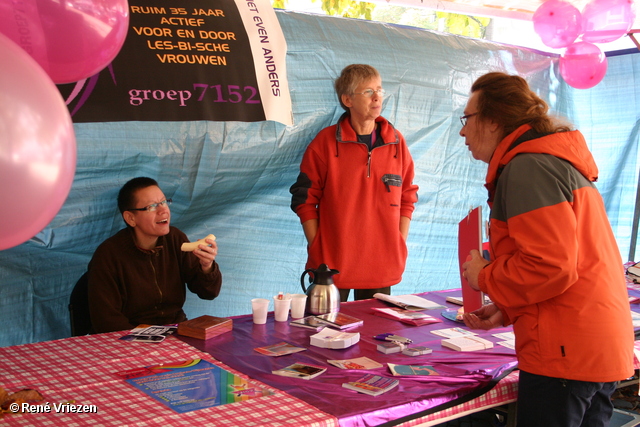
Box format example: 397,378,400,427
177,315,232,340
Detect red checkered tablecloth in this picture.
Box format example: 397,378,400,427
0,332,338,427
396,370,519,426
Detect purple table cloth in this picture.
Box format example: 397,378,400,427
178,290,518,427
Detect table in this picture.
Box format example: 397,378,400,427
0,331,338,426
5,286,633,427
179,289,520,427
0,289,518,427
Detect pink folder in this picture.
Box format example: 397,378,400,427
458,206,485,314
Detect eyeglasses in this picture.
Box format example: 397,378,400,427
460,112,478,127
353,88,386,98
129,199,172,212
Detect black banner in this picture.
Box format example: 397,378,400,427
57,0,291,124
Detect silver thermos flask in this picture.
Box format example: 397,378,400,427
300,264,340,315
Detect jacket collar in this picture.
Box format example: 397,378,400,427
335,112,399,145
484,124,599,202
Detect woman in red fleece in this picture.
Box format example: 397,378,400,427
290,64,418,302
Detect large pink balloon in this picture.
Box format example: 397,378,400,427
533,0,583,49
0,33,76,251
559,41,608,89
0,0,129,84
582,0,636,43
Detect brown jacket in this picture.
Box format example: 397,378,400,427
88,226,222,333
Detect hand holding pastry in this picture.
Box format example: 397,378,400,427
181,234,216,252
187,235,218,274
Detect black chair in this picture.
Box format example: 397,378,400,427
68,272,93,336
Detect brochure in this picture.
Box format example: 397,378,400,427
116,359,272,413
496,340,516,350
373,293,445,311
289,316,327,331
254,341,307,356
327,356,383,370
442,336,494,352
402,346,432,356
314,312,363,329
430,327,477,339
371,307,442,326
388,363,438,376
310,328,360,349
491,332,516,350
119,325,177,343
342,374,399,396
272,362,326,379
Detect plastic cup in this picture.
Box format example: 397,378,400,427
289,294,308,318
251,298,270,324
273,295,292,322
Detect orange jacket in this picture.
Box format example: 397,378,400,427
290,114,418,289
478,125,634,382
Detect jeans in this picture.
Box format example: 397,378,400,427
517,370,617,427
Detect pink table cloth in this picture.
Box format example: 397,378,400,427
0,332,338,427
180,290,519,427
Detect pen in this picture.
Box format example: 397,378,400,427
385,335,412,344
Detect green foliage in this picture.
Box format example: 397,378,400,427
435,12,490,38
372,6,437,31
319,0,375,19
271,0,490,39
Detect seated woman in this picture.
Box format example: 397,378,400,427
88,177,222,333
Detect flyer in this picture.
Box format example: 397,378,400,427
117,359,273,413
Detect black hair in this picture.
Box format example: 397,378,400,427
117,177,159,215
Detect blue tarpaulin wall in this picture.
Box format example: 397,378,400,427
1,10,639,347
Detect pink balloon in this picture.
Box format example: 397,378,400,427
582,0,636,43
559,41,608,89
533,0,583,49
0,0,129,84
0,33,76,251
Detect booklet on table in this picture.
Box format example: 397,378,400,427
342,374,399,396
116,359,273,413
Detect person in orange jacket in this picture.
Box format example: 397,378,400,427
460,72,634,427
290,64,418,302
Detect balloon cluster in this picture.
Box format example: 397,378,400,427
533,0,636,89
0,0,129,250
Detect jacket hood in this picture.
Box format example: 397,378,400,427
485,124,599,194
